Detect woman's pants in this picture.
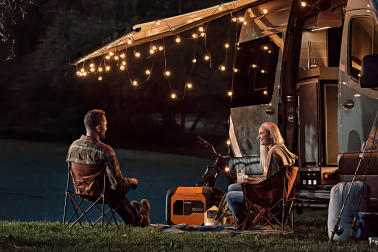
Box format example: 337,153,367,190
226,184,247,222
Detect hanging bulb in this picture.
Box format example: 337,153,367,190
201,32,205,37
192,33,197,38
134,52,140,57
192,59,197,63
128,39,132,44
156,20,161,25
239,17,244,22
98,76,102,81
120,65,125,70
159,46,164,51
227,140,231,145
228,91,232,96
243,21,247,25
225,43,229,48
90,63,94,68
120,53,125,58
90,68,95,72
106,66,110,71
122,61,126,65
105,55,111,60
234,68,239,72
165,71,171,76
80,68,85,72
252,64,257,68
132,81,138,86
261,70,265,73
221,66,226,71
109,52,114,56
83,72,87,76
176,37,181,43
205,55,210,60
232,17,237,22
78,72,83,77
98,67,103,72
171,94,176,99
76,71,80,76
199,27,204,32
268,50,271,53
301,1,307,7
152,46,157,50
263,46,269,50
218,5,223,10
263,9,268,14
114,55,119,60
146,70,151,75
187,83,192,89
150,49,155,54
263,90,268,95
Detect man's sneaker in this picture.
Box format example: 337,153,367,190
139,199,150,227
131,200,140,211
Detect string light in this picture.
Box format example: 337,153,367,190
234,68,239,72
192,59,197,63
90,63,94,68
218,5,223,10
200,32,205,37
76,71,80,76
165,71,171,76
227,140,231,145
134,52,140,57
83,72,87,76
122,61,126,65
106,66,110,71
205,55,210,60
159,46,164,51
225,167,230,172
150,49,155,54
263,90,268,95
228,91,232,96
263,46,269,50
187,83,192,88
156,20,161,25
109,52,114,56
301,1,307,7
176,36,181,43
171,94,176,99
261,70,265,73
221,66,226,71
199,27,204,32
98,67,103,72
128,39,132,44
232,17,237,22
239,17,244,22
146,70,151,75
98,76,102,81
105,55,111,60
268,50,271,53
132,81,138,86
80,68,85,72
120,65,125,70
263,9,268,14
252,64,257,68
225,43,229,48
152,46,157,50
114,55,119,60
192,33,197,38
120,53,125,58
90,68,95,72
243,21,247,25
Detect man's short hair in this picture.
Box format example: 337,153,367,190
84,109,105,130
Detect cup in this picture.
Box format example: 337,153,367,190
236,169,245,183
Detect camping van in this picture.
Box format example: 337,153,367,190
229,0,378,209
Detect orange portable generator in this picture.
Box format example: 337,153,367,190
166,187,223,225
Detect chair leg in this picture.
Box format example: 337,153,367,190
63,191,69,225
69,194,101,227
68,197,84,225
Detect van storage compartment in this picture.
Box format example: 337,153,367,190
353,212,378,240
166,187,223,225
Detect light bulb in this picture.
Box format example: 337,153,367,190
263,9,268,14
134,52,140,57
98,67,103,72
205,55,210,60
261,70,265,73
150,49,155,54
221,66,226,71
76,71,80,76
90,68,95,72
146,70,151,75
201,32,205,37
120,65,125,70
228,91,232,96
252,64,257,68
199,27,204,32
227,140,231,145
225,167,230,172
122,61,126,65
98,76,102,81
263,90,268,95
232,17,237,22
128,39,132,44
105,55,110,60
192,34,197,38
132,81,138,86
114,56,119,60
90,63,94,68
171,94,176,99
239,17,244,22
243,21,247,25
301,1,307,7
225,43,229,48
159,46,164,51
268,50,271,53
192,59,196,63
165,71,170,76
263,46,269,50
120,53,125,58
219,5,223,10
109,52,114,56
83,72,87,76
78,72,83,76
106,66,110,71
80,68,85,72
176,37,181,43
152,46,157,50
187,83,192,88
234,68,239,72
156,20,161,25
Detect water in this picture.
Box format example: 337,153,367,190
0,139,228,223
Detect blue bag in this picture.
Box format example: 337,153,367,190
353,212,378,240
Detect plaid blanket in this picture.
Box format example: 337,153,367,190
151,224,287,235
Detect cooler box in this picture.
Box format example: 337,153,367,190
353,212,378,240
166,187,223,225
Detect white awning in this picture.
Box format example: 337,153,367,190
71,0,264,65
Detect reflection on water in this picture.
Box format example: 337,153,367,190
0,140,228,223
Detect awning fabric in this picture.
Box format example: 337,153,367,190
71,0,265,65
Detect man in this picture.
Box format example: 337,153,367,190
66,109,150,226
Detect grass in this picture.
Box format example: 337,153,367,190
0,209,376,251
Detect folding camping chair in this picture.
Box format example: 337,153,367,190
62,162,120,229
241,166,298,231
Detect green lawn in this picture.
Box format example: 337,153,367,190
0,209,375,251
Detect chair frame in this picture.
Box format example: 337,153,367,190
63,163,120,229
241,166,298,231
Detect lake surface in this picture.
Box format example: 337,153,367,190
0,139,228,224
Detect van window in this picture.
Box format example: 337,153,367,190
349,17,375,81
231,35,280,108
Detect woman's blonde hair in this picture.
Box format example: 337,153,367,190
259,122,285,173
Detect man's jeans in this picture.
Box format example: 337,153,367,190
226,184,247,222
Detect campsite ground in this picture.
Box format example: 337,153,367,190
0,208,375,251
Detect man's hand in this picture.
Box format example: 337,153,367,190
129,178,138,189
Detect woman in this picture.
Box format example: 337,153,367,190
226,122,298,229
